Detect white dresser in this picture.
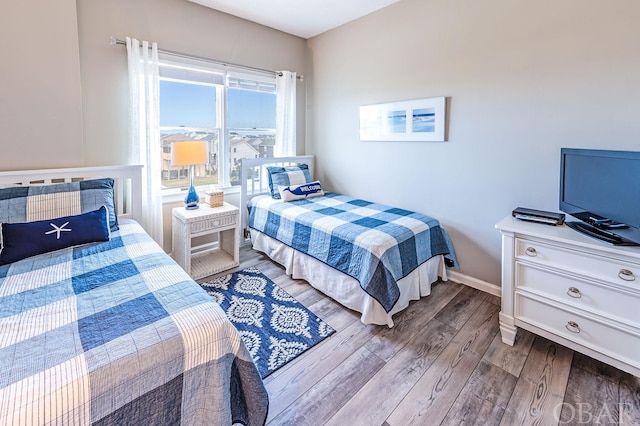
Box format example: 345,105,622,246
496,216,640,377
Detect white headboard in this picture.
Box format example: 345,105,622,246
0,165,144,223
239,155,314,236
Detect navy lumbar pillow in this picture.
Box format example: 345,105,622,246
0,206,110,265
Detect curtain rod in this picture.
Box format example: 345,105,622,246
110,37,303,81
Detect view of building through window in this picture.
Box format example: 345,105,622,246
160,127,220,189
159,65,276,189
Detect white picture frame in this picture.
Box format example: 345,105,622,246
359,96,446,142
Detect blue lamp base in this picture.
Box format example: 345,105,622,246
184,165,199,210
184,185,199,209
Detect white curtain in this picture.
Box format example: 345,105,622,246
126,37,163,245
275,71,297,157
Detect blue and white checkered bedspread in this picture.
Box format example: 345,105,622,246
0,219,267,425
248,193,458,312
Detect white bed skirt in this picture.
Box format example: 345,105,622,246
250,230,448,327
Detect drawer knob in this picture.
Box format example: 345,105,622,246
525,247,537,257
567,287,582,298
618,269,636,281
565,321,581,333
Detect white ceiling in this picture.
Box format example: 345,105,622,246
187,0,401,39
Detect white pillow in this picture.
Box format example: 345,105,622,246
278,180,324,202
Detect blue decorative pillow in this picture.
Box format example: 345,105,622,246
0,206,110,265
0,178,119,231
278,181,324,202
266,164,312,199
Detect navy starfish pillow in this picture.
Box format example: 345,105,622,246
0,205,110,265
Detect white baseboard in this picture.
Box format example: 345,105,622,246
447,270,501,298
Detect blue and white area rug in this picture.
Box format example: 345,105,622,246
200,266,335,378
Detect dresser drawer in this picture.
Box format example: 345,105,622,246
515,263,640,327
515,238,640,289
515,294,640,369
189,212,237,234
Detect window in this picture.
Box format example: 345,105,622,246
159,58,276,190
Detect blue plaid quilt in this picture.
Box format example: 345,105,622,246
0,219,267,425
248,193,458,312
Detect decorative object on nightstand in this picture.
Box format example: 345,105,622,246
171,140,208,210
172,202,240,279
205,185,224,207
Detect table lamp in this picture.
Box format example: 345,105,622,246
171,141,208,209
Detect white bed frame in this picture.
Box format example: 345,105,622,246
239,155,447,327
0,165,144,223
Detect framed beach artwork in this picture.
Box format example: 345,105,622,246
359,96,446,142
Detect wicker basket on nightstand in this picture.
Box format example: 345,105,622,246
205,190,224,207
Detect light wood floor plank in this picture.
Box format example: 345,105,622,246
484,293,501,306
441,359,518,425
304,293,342,318
306,295,360,331
267,346,385,425
364,281,463,362
434,285,487,330
264,319,381,419
500,336,574,426
272,274,309,297
325,318,457,425
620,372,640,425
449,301,500,355
571,351,626,384
386,300,500,426
560,365,620,424
287,283,327,307
518,336,574,388
484,327,536,377
251,257,286,280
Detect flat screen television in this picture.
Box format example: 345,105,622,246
559,148,640,246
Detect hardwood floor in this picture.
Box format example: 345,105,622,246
230,245,640,425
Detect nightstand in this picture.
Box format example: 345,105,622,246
172,202,240,279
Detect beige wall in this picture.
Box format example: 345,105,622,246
307,0,640,286
0,0,84,170
76,0,307,251
3,0,306,172
76,0,307,167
